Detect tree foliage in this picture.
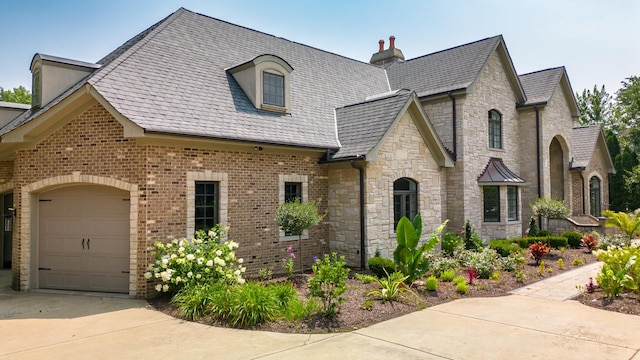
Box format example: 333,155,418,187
0,86,31,104
576,85,616,131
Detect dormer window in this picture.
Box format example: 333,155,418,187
227,54,293,113
263,72,285,107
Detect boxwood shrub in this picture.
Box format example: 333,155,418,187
367,256,396,278
490,236,568,253
561,231,583,248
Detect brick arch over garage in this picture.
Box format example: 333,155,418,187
18,172,139,296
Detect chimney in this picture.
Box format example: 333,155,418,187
369,35,405,66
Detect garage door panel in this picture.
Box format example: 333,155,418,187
38,185,130,293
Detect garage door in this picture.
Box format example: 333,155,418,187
38,185,130,293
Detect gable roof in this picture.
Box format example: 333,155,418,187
386,36,525,102
518,67,580,116
333,91,453,167
571,125,615,172
2,8,389,150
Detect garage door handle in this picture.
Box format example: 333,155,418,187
87,238,90,249
82,238,85,249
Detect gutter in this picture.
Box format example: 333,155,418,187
350,158,366,271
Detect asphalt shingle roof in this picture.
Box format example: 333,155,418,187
518,67,565,105
385,36,503,97
571,126,601,169
333,91,412,159
4,8,390,150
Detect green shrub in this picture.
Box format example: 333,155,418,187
430,254,460,276
531,198,570,220
147,225,246,293
488,239,520,257
456,281,469,294
508,236,568,249
354,273,377,284
463,220,484,251
368,256,396,278
425,275,438,291
308,253,350,317
526,216,539,237
452,276,466,285
537,230,551,237
228,281,281,327
467,248,499,279
440,269,455,282
442,232,464,256
561,231,583,248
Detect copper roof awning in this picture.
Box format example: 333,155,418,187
477,157,525,185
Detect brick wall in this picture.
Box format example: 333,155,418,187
9,103,330,297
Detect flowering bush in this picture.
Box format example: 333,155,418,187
282,246,296,279
465,248,499,278
528,242,550,264
146,225,246,293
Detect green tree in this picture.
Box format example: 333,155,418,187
576,85,616,131
0,86,31,104
276,198,325,272
616,76,640,128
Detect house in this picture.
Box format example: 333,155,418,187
0,8,613,298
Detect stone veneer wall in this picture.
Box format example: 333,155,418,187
517,108,540,225
538,84,577,206
571,171,584,215
365,111,443,259
455,51,523,239
327,165,361,267
584,136,612,214
8,103,330,297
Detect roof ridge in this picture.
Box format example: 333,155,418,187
90,8,187,85
394,35,502,64
519,66,565,77
189,9,383,69
336,90,411,110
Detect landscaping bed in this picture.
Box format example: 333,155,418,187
149,247,598,333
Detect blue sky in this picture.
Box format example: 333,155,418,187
1,0,638,97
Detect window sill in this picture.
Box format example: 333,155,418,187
261,103,288,113
279,234,309,242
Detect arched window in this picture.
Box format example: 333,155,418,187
393,178,418,228
589,176,601,217
488,110,502,149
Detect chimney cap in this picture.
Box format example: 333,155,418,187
389,36,396,49
378,39,385,53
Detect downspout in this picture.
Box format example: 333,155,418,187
579,171,586,214
447,92,457,160
350,159,366,270
535,107,541,198
535,107,542,229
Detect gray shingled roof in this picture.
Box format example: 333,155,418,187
519,67,565,105
386,36,503,97
477,157,525,184
571,126,601,169
3,8,390,150
333,91,412,159
88,9,389,149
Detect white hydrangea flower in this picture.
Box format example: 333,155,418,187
155,284,162,292
186,254,195,261
195,274,202,279
161,271,171,282
237,258,243,264
144,272,152,279
162,284,169,292
206,260,214,267
197,257,204,265
237,278,245,285
187,271,193,278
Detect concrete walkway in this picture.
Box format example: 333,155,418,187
2,264,640,360
510,261,602,301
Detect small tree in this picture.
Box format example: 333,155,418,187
602,210,640,247
531,198,570,231
276,198,325,272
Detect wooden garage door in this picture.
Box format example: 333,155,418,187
38,185,130,293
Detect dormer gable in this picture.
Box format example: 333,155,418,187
226,54,293,113
30,53,101,109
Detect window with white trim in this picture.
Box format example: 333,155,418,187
590,176,602,217
278,175,308,241
393,178,418,229
187,171,228,239
263,72,285,107
194,181,218,232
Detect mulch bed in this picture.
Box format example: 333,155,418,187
149,248,617,333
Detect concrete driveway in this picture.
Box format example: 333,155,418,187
2,269,640,360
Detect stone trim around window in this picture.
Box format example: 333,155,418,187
278,174,309,241
187,171,228,240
